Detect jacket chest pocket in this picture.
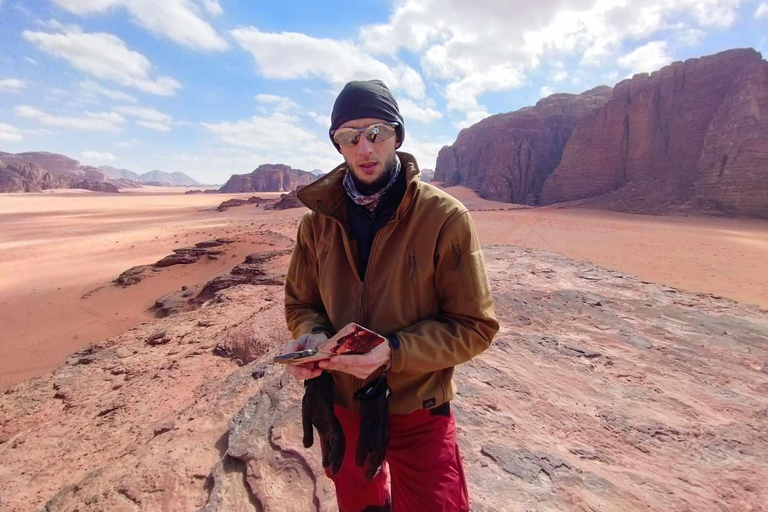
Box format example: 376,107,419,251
406,248,421,310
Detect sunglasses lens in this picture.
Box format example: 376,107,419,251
365,124,396,143
333,129,360,147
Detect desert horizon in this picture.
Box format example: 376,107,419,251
2,184,766,392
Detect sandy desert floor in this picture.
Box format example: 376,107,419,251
1,184,767,391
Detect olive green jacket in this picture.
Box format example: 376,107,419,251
284,152,499,414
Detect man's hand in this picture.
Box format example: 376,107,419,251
318,342,391,380
281,332,329,380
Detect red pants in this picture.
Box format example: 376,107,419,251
326,403,469,512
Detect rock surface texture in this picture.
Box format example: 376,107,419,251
434,87,612,205
1,244,767,512
541,49,768,216
219,164,316,193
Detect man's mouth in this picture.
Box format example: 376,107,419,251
359,161,378,174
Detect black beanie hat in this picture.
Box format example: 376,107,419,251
329,79,405,152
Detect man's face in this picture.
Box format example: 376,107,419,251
338,117,398,190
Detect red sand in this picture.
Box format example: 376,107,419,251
1,185,767,390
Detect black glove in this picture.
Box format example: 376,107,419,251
302,371,345,474
354,373,391,481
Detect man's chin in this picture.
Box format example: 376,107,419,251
352,168,381,184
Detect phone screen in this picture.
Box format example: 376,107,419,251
272,348,318,364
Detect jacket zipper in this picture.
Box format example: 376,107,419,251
312,178,416,407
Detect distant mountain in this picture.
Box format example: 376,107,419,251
420,168,434,182
0,151,81,175
219,164,316,193
0,154,118,193
139,170,202,187
98,165,142,181
311,168,325,177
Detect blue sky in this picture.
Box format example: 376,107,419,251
1,0,767,184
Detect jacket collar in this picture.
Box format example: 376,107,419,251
297,151,421,223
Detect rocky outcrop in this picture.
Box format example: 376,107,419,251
541,48,768,217
98,165,142,181
2,245,767,511
0,160,71,192
434,86,612,204
0,151,81,175
267,190,304,210
219,164,316,193
72,179,119,193
216,196,267,212
0,152,125,193
420,168,434,182
139,170,202,187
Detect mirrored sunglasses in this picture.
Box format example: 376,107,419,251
332,122,398,147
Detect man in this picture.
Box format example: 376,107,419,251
281,79,498,512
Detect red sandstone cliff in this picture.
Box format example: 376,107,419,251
0,157,119,193
541,48,768,217
218,164,316,193
434,87,612,204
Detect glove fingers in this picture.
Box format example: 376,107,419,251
320,436,331,469
329,432,345,474
363,451,385,482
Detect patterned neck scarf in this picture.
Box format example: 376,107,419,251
342,156,402,212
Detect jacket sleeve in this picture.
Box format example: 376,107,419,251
389,210,499,374
284,213,334,338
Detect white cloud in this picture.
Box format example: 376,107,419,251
169,147,341,181
231,27,426,100
360,0,745,114
79,80,137,103
255,93,299,112
24,27,181,96
25,57,39,65
444,66,525,112
540,85,556,98
15,105,125,132
549,63,568,82
454,109,491,130
675,27,705,46
400,136,452,171
116,139,139,148
618,41,673,76
114,105,174,131
306,111,329,126
200,0,223,16
51,0,228,51
398,98,443,123
35,18,68,31
0,79,27,91
0,123,24,142
202,111,341,171
756,2,768,19
81,150,116,162
136,121,171,132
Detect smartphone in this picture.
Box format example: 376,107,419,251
272,348,319,364
273,323,387,366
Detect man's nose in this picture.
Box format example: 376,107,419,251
356,136,374,156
